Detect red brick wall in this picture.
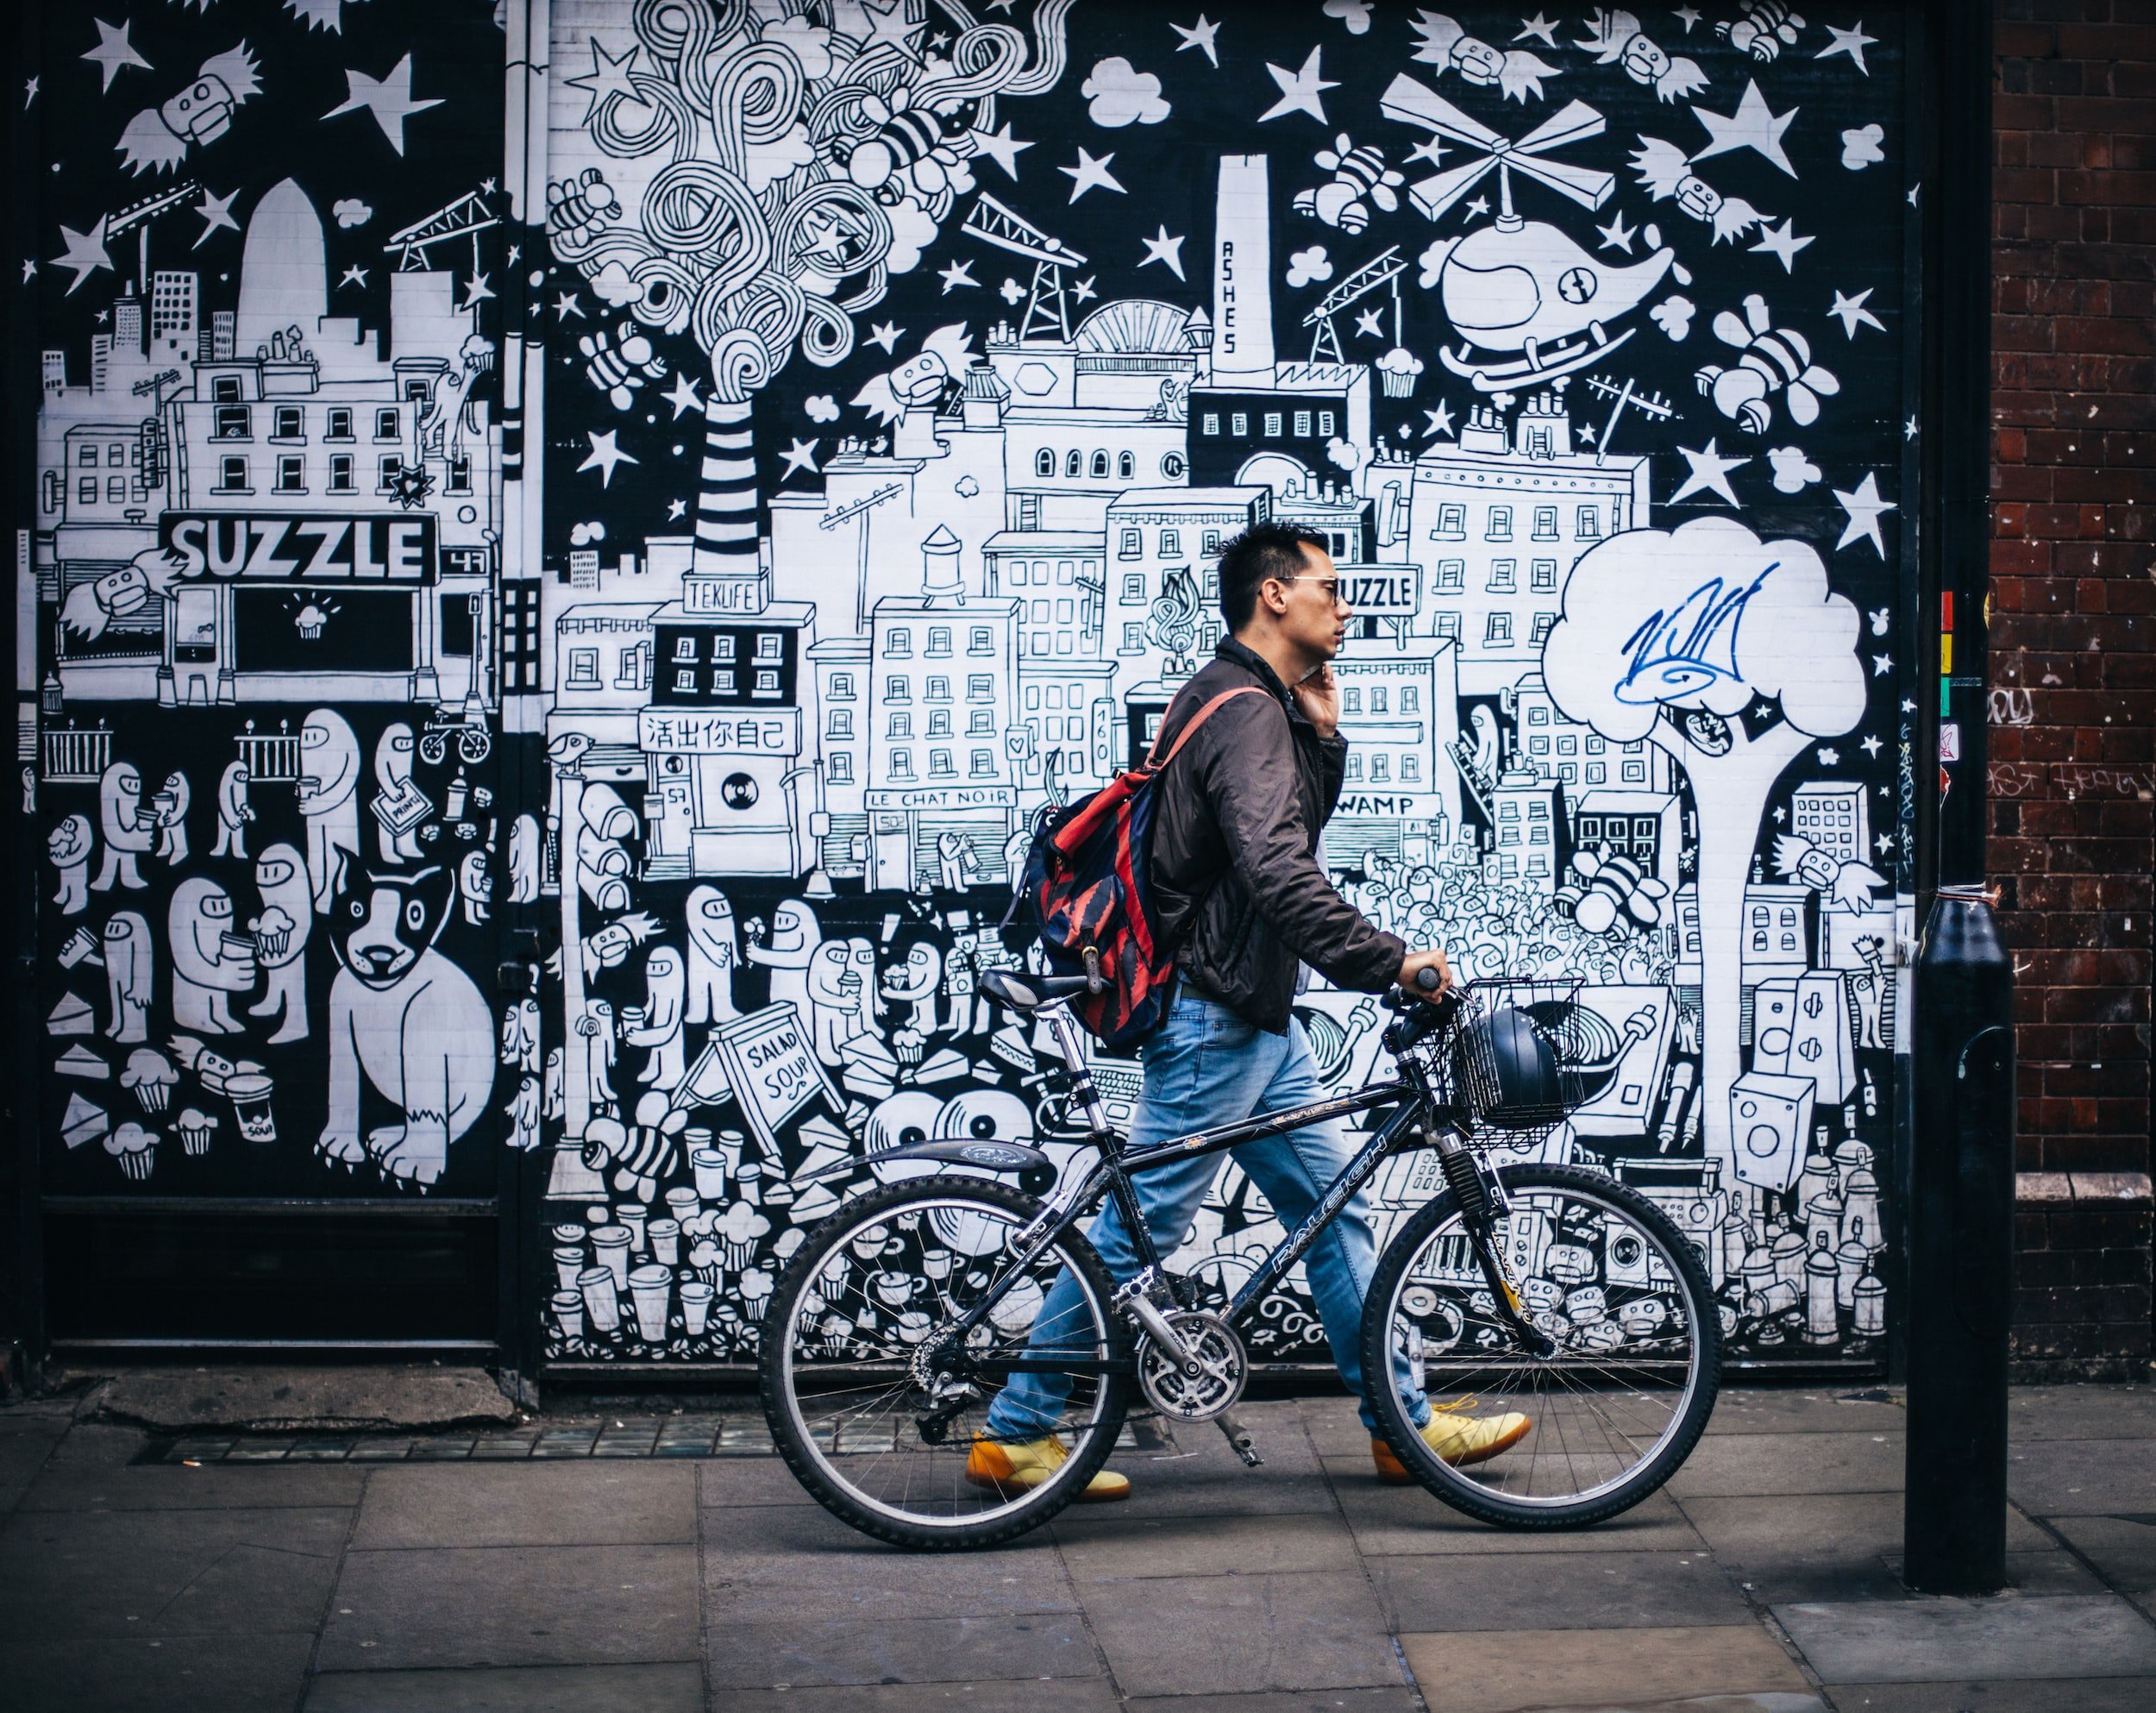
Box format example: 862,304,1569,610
1990,0,2155,1368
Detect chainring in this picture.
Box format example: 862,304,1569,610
1136,1310,1248,1421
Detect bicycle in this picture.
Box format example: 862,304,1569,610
758,969,1721,1549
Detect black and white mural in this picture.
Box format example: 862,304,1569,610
23,3,1915,1368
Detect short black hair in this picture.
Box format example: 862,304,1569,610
1216,523,1330,632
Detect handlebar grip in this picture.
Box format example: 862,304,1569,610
1413,965,1444,993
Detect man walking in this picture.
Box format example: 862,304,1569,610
970,524,1531,1501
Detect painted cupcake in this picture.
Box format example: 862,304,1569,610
121,1048,177,1114
173,1107,217,1157
105,1121,156,1181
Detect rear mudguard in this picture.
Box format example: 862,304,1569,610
863,1139,1058,1196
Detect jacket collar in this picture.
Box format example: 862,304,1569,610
1215,636,1309,727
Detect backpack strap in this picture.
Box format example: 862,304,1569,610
1143,685,1269,771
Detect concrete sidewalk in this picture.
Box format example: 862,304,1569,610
3,1385,2154,1712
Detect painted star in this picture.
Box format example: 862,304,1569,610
1873,655,1894,675
1901,698,1916,714
1904,416,1919,441
937,258,978,293
49,217,111,296
1773,806,1787,824
1464,194,1490,219
20,258,34,283
1058,147,1125,202
1259,46,1337,125
1171,15,1221,68
1833,472,1896,556
1578,422,1597,443
1138,225,1187,281
1691,79,1799,178
661,370,703,418
554,290,586,321
779,436,821,479
1907,183,1920,207
1421,402,1456,437
577,429,637,488
1819,22,1877,75
1595,211,1637,254
192,186,240,248
970,121,1029,180
83,18,149,94
1407,136,1447,168
1354,305,1385,339
1673,4,1702,32
1829,287,1885,337
1876,833,1896,856
667,499,687,522
1669,439,1749,506
461,271,495,310
563,37,642,125
1071,275,1099,304
338,264,370,290
1861,734,1883,758
324,54,444,155
1514,12,1561,47
482,177,498,196
985,0,1017,11
1750,217,1814,272
23,76,36,109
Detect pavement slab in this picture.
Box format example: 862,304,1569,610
1397,1624,1814,1713
1666,1432,1904,1498
1054,1507,1361,1579
1775,1593,2156,1684
1702,1392,1908,1436
1334,1470,1708,1557
705,1609,1104,1690
2008,1440,2156,1516
2042,1512,2156,1591
1675,1493,2053,1603
1813,1680,2156,1711
20,1459,370,1511
303,1661,705,1711
1369,1547,1756,1633
318,1542,699,1671
7,1630,316,1713
1079,1567,1408,1696
78,1365,517,1434
707,1679,1124,1712
350,1460,695,1548
2005,1386,2156,1441
1123,1692,1430,1713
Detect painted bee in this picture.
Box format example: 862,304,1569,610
580,1109,683,1204
1293,135,1406,235
580,321,667,412
547,168,619,249
830,88,979,203
1556,848,1670,938
1719,1,1805,63
1694,295,1840,432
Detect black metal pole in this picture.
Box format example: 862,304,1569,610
1903,0,2011,1597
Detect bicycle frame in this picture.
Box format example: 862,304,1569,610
935,998,1458,1365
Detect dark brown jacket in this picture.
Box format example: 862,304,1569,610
1150,638,1407,1032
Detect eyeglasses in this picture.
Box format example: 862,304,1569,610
1275,575,1348,610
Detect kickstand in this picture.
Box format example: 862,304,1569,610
1213,1409,1263,1467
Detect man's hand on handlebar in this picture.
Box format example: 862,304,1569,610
1396,948,1453,1001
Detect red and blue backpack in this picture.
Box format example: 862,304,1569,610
1004,685,1265,1051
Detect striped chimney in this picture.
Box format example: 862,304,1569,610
693,329,774,576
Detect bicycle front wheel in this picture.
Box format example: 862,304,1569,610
758,1177,1131,1550
1362,1163,1720,1528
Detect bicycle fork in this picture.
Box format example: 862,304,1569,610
1431,1127,1558,1361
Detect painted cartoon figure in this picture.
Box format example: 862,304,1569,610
103,912,154,1044
246,843,313,1045
320,866,493,1187
458,849,491,926
91,762,154,892
507,814,542,903
48,814,94,915
577,999,617,1114
943,929,989,1038
684,886,741,1026
745,898,820,1018
625,944,686,1088
168,877,257,1034
152,770,191,866
805,940,865,1067
298,711,362,913
211,761,254,859
880,941,942,1069
373,724,425,863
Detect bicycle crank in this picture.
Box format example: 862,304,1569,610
1136,1310,1248,1421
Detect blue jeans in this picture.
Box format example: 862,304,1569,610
983,990,1429,1440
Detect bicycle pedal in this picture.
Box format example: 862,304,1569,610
1214,1410,1263,1467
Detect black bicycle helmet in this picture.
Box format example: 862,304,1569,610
1455,1004,1570,1130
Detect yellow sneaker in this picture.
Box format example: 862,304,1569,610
1371,1397,1532,1484
965,1432,1131,1503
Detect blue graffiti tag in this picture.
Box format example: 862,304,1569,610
1615,563,1777,704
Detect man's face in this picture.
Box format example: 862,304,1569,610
1269,543,1351,662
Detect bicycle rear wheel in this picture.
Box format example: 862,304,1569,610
758,1177,1131,1550
1361,1164,1721,1528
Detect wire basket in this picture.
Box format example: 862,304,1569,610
1438,979,1603,1134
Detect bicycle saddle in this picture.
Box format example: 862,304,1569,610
980,969,1094,1010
